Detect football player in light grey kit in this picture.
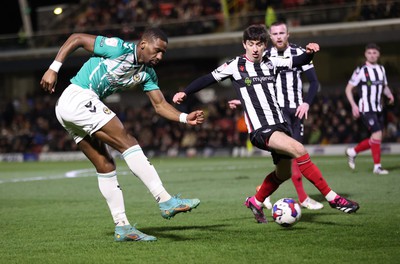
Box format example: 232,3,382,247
40,28,204,242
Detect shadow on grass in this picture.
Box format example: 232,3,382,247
107,224,229,241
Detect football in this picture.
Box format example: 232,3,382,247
272,198,302,227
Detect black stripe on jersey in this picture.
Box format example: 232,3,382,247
363,67,373,112
237,58,269,126
372,67,381,110
290,47,300,105
254,62,282,124
235,58,255,132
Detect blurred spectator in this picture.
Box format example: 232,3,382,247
1,89,398,157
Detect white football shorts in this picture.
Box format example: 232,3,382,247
55,84,116,143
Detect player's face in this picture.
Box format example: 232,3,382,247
365,48,380,64
243,40,266,63
138,38,167,67
269,24,289,51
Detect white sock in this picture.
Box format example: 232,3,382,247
97,171,130,226
374,164,382,170
122,145,171,203
348,148,356,156
325,190,338,202
254,197,263,207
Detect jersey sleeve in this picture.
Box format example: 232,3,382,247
211,58,236,82
142,67,160,92
382,66,388,86
296,47,314,72
93,36,129,58
269,56,293,69
348,67,362,86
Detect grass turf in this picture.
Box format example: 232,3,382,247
0,155,399,263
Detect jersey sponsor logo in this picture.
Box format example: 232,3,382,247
245,75,275,86
103,107,112,115
368,80,384,85
245,77,252,86
105,38,118,47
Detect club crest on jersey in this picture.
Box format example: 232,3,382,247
133,73,141,82
103,107,112,115
266,61,274,70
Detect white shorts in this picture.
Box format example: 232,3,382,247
55,84,116,143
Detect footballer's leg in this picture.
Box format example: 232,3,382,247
270,133,360,214
95,117,200,219
78,136,156,241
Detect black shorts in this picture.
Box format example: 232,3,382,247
282,107,304,143
249,123,292,165
361,112,384,133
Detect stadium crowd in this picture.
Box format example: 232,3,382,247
52,0,400,39
1,90,399,157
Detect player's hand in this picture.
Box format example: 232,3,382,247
228,99,241,109
351,105,360,119
305,43,320,54
187,110,204,125
173,92,187,104
40,69,58,94
387,94,394,105
295,103,309,119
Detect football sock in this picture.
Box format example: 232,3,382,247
325,190,338,202
291,159,308,203
253,197,264,207
97,171,130,226
354,138,370,153
370,138,381,164
122,145,171,203
296,153,331,197
255,171,284,202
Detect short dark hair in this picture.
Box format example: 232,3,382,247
269,21,287,29
243,24,268,44
141,27,168,43
365,43,380,52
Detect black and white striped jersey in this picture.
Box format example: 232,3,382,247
211,55,293,132
266,44,314,109
348,63,387,113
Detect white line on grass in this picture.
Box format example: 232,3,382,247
0,163,267,184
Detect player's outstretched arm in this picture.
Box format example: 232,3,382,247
228,99,241,109
147,89,204,125
40,33,96,94
173,92,187,104
305,43,320,53
173,73,217,105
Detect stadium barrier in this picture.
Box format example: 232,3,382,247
1,143,400,162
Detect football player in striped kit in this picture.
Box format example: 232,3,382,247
257,21,323,210
174,24,359,223
345,43,394,174
40,28,204,242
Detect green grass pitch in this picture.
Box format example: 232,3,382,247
0,155,399,264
